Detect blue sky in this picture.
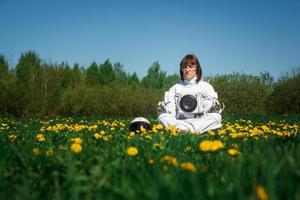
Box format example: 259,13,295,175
0,0,299,79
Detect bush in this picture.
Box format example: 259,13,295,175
206,72,273,114
267,68,300,114
60,83,162,117
0,79,26,116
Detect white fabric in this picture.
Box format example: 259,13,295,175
158,78,222,133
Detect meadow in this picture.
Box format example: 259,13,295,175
0,115,299,200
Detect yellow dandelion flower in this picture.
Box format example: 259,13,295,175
89,125,98,130
161,155,177,166
227,148,240,156
139,127,146,133
256,185,268,200
171,128,177,136
210,140,224,151
261,125,270,132
145,135,152,140
8,134,17,142
226,126,236,132
129,132,135,137
199,140,212,152
71,137,83,145
33,147,40,156
230,132,239,138
46,150,54,157
166,125,178,136
127,147,138,156
148,159,155,164
36,133,46,142
180,162,196,173
102,136,109,142
94,133,101,139
153,143,161,149
152,127,158,133
71,143,82,153
231,143,238,149
184,146,194,153
199,140,224,152
207,130,215,136
156,124,163,130
100,130,106,135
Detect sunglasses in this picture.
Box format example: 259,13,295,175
181,63,197,70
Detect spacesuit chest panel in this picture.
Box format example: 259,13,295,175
174,84,205,119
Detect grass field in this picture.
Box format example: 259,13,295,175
0,115,299,200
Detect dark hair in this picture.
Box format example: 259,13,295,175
179,54,202,83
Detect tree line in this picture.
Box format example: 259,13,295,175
0,51,299,117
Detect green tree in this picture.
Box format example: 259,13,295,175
15,51,43,114
0,54,9,79
60,62,73,89
86,62,99,86
16,51,41,85
163,73,180,90
41,64,63,115
129,72,140,87
72,63,83,88
99,59,115,85
141,61,166,90
114,62,129,84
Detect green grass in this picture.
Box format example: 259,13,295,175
0,115,299,200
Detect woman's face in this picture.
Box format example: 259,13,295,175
181,62,197,81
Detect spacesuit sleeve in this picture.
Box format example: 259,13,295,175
164,86,176,117
202,82,219,113
205,83,218,99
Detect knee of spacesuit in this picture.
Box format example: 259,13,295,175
207,113,222,124
175,123,194,133
158,113,171,121
158,113,195,133
158,113,173,127
185,113,222,134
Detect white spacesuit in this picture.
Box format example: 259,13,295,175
158,76,222,133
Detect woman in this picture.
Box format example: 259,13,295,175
158,54,223,133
